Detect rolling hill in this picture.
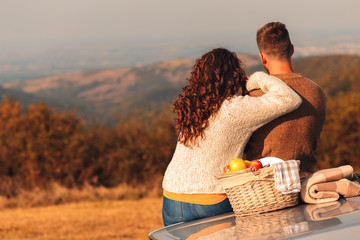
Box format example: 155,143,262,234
1,58,196,122
1,54,360,123
1,54,260,122
293,55,360,96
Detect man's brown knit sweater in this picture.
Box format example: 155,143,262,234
245,73,326,176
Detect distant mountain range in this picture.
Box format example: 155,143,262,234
1,54,360,123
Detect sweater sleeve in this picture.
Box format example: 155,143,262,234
226,71,302,131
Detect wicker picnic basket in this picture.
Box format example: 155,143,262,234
216,165,299,216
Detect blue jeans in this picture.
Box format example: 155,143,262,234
162,196,233,226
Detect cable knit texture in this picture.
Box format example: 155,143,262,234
162,72,302,194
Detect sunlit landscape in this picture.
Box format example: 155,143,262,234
1,0,360,239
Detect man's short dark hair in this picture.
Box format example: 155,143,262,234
256,22,292,59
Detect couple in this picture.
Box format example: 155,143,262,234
162,22,327,226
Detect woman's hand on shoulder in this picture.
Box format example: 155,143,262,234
246,71,268,92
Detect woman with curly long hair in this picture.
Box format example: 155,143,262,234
162,48,302,226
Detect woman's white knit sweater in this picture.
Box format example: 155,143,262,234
162,71,302,194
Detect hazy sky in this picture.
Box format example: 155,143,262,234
1,0,360,57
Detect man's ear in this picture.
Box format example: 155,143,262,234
259,52,267,65
290,44,294,56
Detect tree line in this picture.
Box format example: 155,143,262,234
0,88,359,198
0,98,177,197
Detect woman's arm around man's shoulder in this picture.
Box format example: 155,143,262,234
228,71,302,130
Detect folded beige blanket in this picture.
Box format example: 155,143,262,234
300,165,360,204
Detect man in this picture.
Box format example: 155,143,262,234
245,22,326,177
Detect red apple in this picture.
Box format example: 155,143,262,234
249,160,263,171
223,165,232,173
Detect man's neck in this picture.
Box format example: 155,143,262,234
267,59,294,75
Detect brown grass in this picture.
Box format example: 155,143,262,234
0,198,163,240
0,180,163,209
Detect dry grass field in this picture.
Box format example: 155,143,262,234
0,198,163,240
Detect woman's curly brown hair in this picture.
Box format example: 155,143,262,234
173,48,247,146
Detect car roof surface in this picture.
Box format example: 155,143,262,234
149,196,360,240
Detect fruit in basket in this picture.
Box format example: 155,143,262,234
229,158,247,172
244,160,250,167
249,160,263,171
223,165,232,173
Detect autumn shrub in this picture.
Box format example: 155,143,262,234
315,92,360,171
0,99,82,193
0,99,176,198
